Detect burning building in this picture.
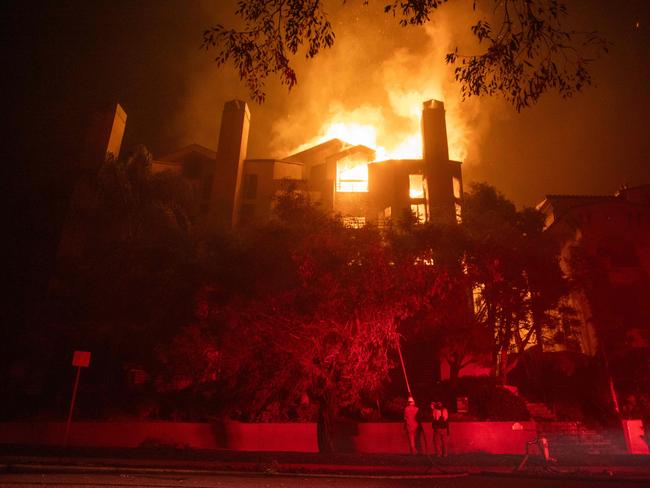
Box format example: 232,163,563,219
152,99,463,230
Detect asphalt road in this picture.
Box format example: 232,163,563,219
0,472,647,488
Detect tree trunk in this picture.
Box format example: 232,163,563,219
449,358,461,392
532,303,544,353
499,317,512,385
448,360,461,412
316,393,335,453
499,348,509,385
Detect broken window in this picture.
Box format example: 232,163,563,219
455,202,462,224
336,157,368,192
410,203,426,224
409,174,425,199
453,176,462,199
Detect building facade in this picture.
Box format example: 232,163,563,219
151,99,463,231
536,185,650,356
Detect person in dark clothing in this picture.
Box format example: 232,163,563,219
431,401,450,457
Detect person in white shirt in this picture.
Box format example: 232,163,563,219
404,396,419,454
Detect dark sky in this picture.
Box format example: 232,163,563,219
6,1,649,208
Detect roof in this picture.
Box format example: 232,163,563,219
284,139,352,165
537,187,650,231
157,144,216,162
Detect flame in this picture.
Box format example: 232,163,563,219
336,155,369,192
291,94,467,165
276,19,481,195
323,122,377,150
300,111,423,162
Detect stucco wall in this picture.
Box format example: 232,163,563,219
622,420,649,454
0,421,537,454
332,421,536,454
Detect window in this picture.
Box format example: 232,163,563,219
336,158,368,192
409,174,424,198
343,216,366,228
243,174,258,199
453,176,461,199
411,203,426,224
384,207,392,219
455,203,462,223
472,284,484,315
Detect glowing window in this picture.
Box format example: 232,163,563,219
383,207,392,219
336,159,368,192
455,203,462,224
453,176,461,199
411,203,426,224
409,174,424,199
343,216,366,228
472,284,484,314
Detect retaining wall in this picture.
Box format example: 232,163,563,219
622,420,649,454
0,421,538,454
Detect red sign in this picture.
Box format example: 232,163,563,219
72,351,91,368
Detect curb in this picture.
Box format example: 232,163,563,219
3,461,650,482
1,462,471,480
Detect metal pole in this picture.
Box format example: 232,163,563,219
396,339,412,397
63,366,81,447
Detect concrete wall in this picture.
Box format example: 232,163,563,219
332,421,536,454
622,420,649,454
0,421,536,454
0,421,318,452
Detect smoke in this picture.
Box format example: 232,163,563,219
266,1,498,164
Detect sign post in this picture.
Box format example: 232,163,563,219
63,351,91,447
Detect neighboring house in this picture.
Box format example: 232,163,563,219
536,184,650,357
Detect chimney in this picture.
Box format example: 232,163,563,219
208,100,250,229
58,103,127,260
82,103,127,168
421,100,454,224
422,99,449,163
106,104,127,159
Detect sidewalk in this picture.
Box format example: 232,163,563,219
1,445,649,480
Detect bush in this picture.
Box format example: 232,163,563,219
455,376,530,421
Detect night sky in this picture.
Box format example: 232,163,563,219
4,1,649,321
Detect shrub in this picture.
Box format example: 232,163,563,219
455,376,530,421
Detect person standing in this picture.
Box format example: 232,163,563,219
431,401,450,457
404,396,419,454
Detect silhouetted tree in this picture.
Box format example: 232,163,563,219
463,183,568,383
203,0,607,110
43,146,200,412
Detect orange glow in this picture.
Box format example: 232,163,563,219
273,22,480,171
292,95,467,167
285,23,473,195
337,155,369,192
409,174,425,198
323,122,377,151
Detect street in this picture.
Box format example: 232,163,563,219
0,472,648,488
